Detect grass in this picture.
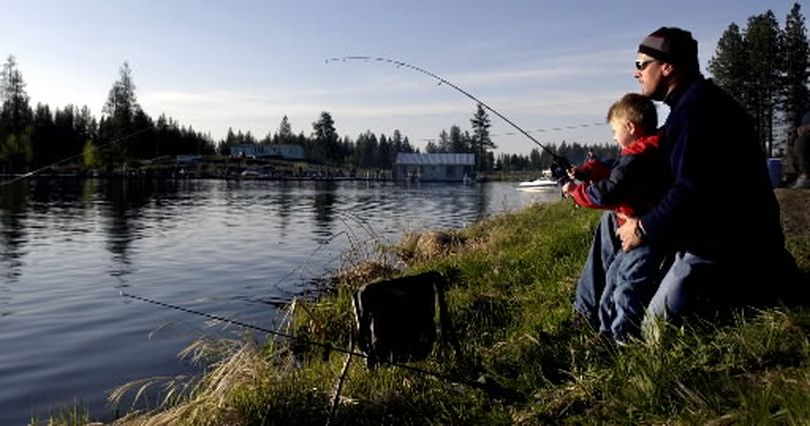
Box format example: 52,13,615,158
45,194,810,425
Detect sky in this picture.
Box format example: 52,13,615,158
0,0,802,155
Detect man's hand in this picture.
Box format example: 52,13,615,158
616,214,643,252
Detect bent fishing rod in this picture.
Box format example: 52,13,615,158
120,291,518,398
326,55,572,167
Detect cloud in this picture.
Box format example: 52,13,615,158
137,47,634,147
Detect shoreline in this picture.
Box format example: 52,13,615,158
36,189,810,424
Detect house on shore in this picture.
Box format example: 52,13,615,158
393,153,476,182
229,144,305,160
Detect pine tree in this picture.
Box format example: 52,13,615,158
101,62,145,164
311,111,339,164
708,23,750,105
0,56,34,170
470,103,496,171
103,62,141,127
745,11,782,155
31,103,55,166
782,3,810,130
276,115,293,144
449,125,467,153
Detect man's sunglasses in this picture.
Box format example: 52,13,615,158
635,59,658,71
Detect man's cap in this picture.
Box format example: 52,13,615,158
638,27,699,69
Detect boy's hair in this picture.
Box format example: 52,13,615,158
606,93,658,134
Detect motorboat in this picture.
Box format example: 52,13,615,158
517,178,559,190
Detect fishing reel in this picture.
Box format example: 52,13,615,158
550,157,572,185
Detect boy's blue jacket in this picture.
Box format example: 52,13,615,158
569,134,668,226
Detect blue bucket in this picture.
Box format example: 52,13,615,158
767,158,783,188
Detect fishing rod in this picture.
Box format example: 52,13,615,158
326,55,573,168
120,291,519,398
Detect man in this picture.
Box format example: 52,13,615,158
616,27,800,324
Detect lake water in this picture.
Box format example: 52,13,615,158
0,178,558,424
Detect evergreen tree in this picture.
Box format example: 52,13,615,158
218,127,235,155
782,3,810,130
0,56,33,170
745,11,782,155
470,104,496,171
275,115,293,144
401,135,414,153
708,23,750,105
31,103,55,166
311,111,339,164
76,105,97,153
243,130,257,144
357,130,378,168
131,108,155,159
378,133,391,169
390,129,413,165
425,140,439,153
437,130,450,153
100,62,145,164
529,148,542,170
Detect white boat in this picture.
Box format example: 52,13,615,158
517,178,558,190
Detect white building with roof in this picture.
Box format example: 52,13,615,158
393,153,476,182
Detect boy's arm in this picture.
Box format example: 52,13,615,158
580,156,638,207
572,159,612,181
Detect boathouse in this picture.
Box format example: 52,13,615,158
393,153,476,182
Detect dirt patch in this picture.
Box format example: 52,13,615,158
395,230,463,263
776,188,810,238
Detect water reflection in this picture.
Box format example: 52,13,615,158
99,180,153,278
275,181,294,239
312,180,338,243
0,181,27,283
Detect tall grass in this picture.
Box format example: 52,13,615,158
60,197,810,425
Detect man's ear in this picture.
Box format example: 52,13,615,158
661,62,675,77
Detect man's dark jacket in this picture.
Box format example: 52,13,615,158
640,77,785,261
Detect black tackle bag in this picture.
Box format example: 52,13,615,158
352,271,459,368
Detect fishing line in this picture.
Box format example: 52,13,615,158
0,125,154,187
326,56,573,165
420,121,606,143
120,291,515,397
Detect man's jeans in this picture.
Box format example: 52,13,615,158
646,251,718,324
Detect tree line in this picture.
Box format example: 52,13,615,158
0,59,219,173
709,2,809,156
0,54,638,176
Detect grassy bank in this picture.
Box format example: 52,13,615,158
46,190,810,425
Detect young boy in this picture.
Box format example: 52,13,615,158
564,93,669,343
